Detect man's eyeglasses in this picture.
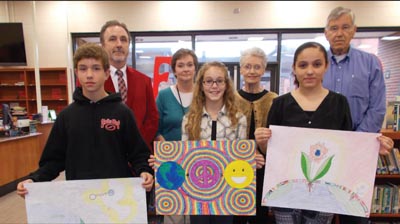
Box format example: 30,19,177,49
243,64,263,71
203,79,226,87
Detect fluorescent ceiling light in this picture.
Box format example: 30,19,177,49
381,36,400,40
248,37,264,41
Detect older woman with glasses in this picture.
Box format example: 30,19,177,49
234,47,278,224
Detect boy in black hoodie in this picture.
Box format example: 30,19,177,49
17,43,154,197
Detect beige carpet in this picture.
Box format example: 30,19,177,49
0,189,27,223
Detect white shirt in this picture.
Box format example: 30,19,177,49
170,85,193,108
110,65,128,92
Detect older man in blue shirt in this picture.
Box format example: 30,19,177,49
323,6,387,224
323,6,386,133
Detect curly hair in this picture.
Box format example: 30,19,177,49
73,43,109,71
184,61,239,140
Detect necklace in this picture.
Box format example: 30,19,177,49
176,85,185,115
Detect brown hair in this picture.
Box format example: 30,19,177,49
100,20,131,44
171,48,199,73
73,43,110,70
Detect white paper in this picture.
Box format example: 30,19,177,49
262,125,380,217
25,177,147,224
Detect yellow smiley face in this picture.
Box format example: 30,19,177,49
224,160,254,189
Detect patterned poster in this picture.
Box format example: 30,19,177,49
262,125,380,217
154,140,256,216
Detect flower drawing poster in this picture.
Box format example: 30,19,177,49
262,125,380,217
154,140,256,216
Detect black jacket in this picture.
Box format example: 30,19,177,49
29,87,153,182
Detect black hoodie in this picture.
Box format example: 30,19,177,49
29,87,153,182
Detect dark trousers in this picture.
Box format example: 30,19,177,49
233,168,270,224
190,215,233,224
338,215,369,224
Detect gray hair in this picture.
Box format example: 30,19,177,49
239,47,268,68
325,6,356,29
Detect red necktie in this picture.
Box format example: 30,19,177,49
116,70,127,103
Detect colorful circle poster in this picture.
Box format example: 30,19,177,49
154,140,256,216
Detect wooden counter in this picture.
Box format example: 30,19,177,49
0,133,42,187
380,128,400,140
0,122,53,196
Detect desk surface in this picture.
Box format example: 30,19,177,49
380,128,400,140
0,133,41,143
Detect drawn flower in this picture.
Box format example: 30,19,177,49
309,143,328,163
301,142,335,192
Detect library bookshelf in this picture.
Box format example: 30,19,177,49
369,129,400,222
0,67,68,116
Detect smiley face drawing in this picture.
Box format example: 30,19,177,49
224,160,254,188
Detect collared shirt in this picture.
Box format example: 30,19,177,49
181,105,247,141
322,46,386,133
110,65,128,92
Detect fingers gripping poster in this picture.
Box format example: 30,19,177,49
154,140,256,216
262,125,380,217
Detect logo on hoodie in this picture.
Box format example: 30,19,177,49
101,118,121,131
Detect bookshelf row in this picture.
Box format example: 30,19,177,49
0,68,68,115
378,148,400,175
369,129,400,221
372,184,400,215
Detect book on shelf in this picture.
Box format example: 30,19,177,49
372,185,382,213
386,101,400,130
388,183,399,213
377,148,400,175
51,88,62,99
378,185,385,213
371,184,400,214
377,156,384,175
392,102,400,131
380,155,390,175
59,74,67,82
386,150,400,175
393,148,400,173
381,185,393,213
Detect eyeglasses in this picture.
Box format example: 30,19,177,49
243,64,263,71
202,79,226,87
327,24,354,33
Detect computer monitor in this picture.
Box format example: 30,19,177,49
2,104,12,128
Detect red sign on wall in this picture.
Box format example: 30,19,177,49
152,56,172,99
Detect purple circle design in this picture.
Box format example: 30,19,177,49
189,159,221,189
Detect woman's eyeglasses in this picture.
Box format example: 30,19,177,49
202,79,226,87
